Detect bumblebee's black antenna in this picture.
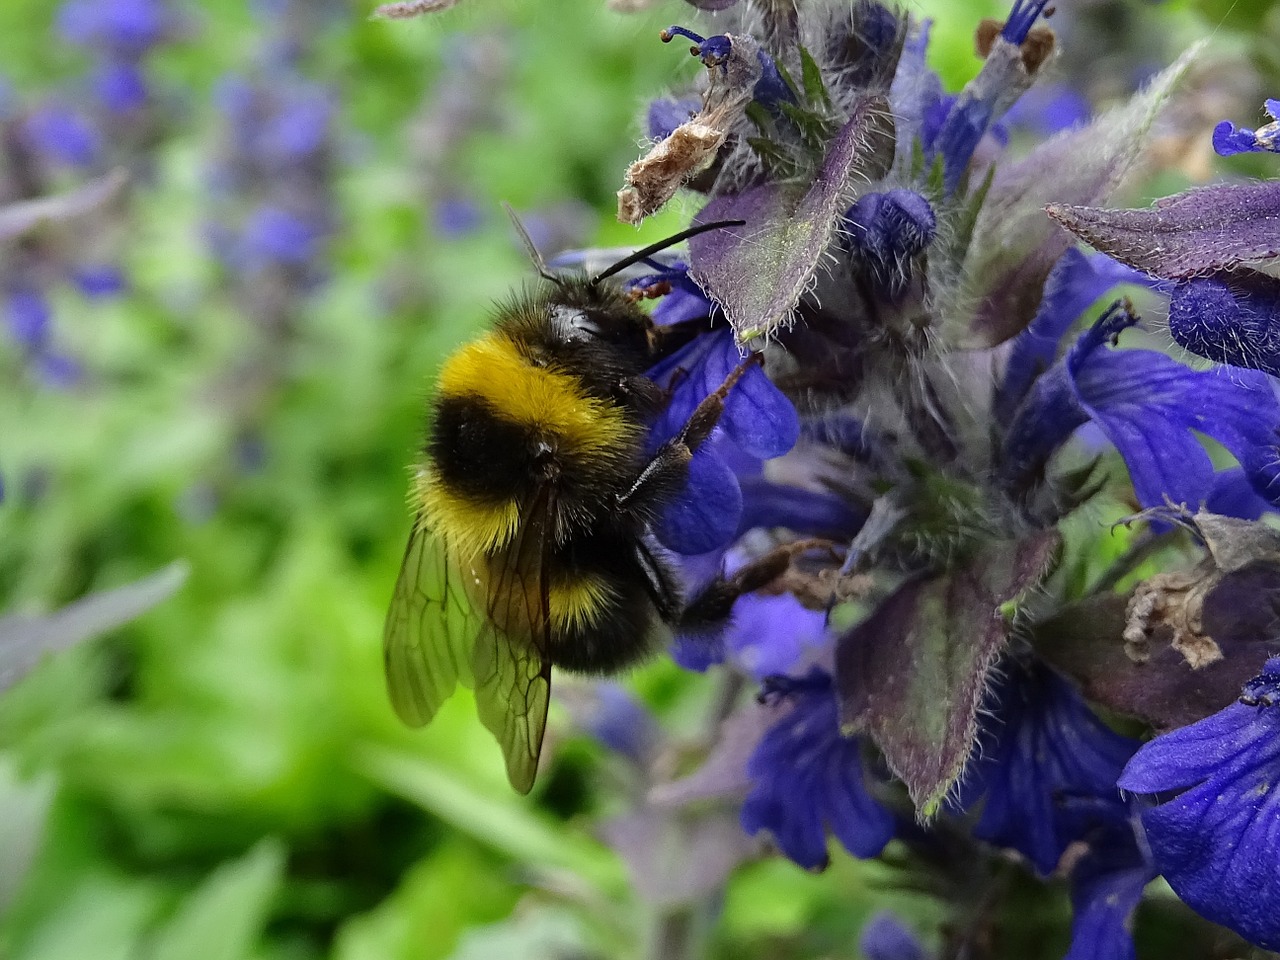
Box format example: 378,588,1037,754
591,219,747,285
503,202,562,285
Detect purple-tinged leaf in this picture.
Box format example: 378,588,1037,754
0,562,188,693
371,0,458,19
1047,182,1280,279
1033,582,1280,731
0,168,127,243
689,96,890,341
948,46,1200,348
835,531,1061,815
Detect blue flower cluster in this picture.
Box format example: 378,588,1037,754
575,0,1280,954
0,0,179,388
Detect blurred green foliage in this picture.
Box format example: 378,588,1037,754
0,0,1266,958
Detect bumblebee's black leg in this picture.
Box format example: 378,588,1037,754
677,539,837,633
616,354,762,511
633,538,683,621
617,374,668,415
645,315,714,361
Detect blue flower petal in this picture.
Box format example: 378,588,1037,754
1070,350,1218,509
950,661,1139,875
1212,98,1280,156
1064,823,1153,960
737,477,866,540
1073,351,1280,509
5,291,51,349
242,205,324,267
1167,273,1280,378
648,328,799,461
996,249,1147,424
1119,657,1280,950
725,591,828,679
742,670,896,868
24,105,101,168
93,60,148,113
653,440,743,555
859,912,927,960
646,96,700,140
1207,468,1277,521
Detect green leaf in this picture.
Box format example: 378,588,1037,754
797,46,832,110
148,838,285,960
355,746,626,894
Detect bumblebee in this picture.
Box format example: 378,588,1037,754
384,216,787,792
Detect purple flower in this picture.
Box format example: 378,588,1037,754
1003,82,1091,136
241,205,324,267
5,292,51,349
1001,302,1280,510
645,326,799,554
35,352,82,389
843,189,936,301
1167,272,1280,378
73,265,127,299
215,75,332,170
575,682,659,764
57,0,172,57
92,60,149,113
949,660,1139,875
673,561,829,677
995,248,1148,424
929,0,1054,192
859,912,928,960
646,96,700,141
23,105,101,168
1118,656,1280,950
660,27,794,109
433,196,483,237
1064,820,1155,960
741,670,896,869
1212,98,1280,157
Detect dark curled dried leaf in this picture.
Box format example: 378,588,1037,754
1033,587,1280,731
618,33,762,225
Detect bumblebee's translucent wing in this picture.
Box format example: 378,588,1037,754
382,519,480,726
383,493,554,794
473,487,555,795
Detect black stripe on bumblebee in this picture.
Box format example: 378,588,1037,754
383,211,802,792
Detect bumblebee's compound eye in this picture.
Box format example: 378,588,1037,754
549,304,603,343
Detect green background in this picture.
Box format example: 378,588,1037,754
0,0,1266,958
